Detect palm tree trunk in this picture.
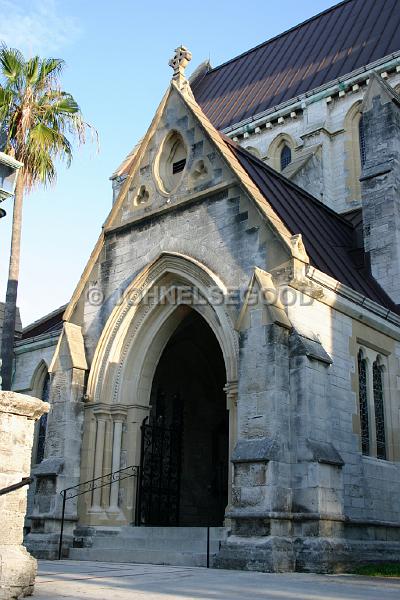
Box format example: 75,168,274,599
1,172,24,390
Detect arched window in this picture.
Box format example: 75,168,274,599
267,134,296,172
359,115,366,167
358,350,370,456
280,145,292,171
372,359,386,460
156,130,187,194
36,373,50,464
344,102,364,202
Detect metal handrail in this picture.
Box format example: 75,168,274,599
58,465,140,559
0,477,32,496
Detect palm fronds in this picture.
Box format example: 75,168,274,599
0,44,95,190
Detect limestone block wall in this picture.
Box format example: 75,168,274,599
360,75,400,305
232,316,292,529
12,333,58,534
230,71,400,214
82,183,285,367
13,333,58,396
287,293,400,528
0,391,48,600
25,324,87,560
80,86,289,361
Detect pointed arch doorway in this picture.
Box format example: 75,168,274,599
136,307,229,527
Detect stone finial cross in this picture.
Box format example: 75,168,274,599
169,46,192,81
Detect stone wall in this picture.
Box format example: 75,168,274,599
13,332,58,396
0,391,48,599
79,87,287,366
216,284,400,572
287,291,400,520
24,323,87,560
230,72,400,214
361,74,400,305
11,332,58,537
22,75,400,572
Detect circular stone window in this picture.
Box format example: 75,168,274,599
154,130,187,194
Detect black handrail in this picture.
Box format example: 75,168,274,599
207,526,210,568
58,465,140,559
0,477,32,496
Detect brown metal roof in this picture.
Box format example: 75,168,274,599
224,135,399,314
193,0,400,131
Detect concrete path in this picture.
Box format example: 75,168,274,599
35,560,400,600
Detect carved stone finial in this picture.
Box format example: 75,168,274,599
169,46,192,87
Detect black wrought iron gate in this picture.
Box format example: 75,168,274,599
136,413,183,526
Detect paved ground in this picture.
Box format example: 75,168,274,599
34,560,400,600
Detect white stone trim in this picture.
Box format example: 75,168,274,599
289,265,400,339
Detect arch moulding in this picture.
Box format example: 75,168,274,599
86,252,239,408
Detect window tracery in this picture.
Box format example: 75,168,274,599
372,358,386,460
357,350,369,456
36,373,50,464
357,348,388,460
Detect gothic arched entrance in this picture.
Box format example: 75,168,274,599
137,308,228,527
82,253,238,528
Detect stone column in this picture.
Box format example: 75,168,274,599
89,406,109,513
224,381,238,511
0,391,49,600
360,72,400,304
107,406,127,517
125,404,149,523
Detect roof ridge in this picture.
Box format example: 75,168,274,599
202,0,353,77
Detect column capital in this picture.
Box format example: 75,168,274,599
224,381,238,408
110,404,128,422
92,403,111,419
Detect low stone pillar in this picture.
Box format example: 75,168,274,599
0,391,49,599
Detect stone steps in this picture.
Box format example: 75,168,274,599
69,526,227,567
69,547,213,567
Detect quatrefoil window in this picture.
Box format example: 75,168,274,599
192,159,208,180
134,185,150,206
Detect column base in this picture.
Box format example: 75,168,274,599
106,507,126,521
0,545,37,599
296,537,400,573
214,534,400,573
215,535,295,572
87,506,108,520
25,531,65,560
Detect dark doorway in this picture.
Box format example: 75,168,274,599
137,308,228,526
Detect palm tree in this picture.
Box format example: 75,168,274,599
0,45,94,390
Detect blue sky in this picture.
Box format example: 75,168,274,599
0,0,337,325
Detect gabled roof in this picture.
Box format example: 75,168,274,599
192,0,400,131
65,76,399,324
224,136,399,314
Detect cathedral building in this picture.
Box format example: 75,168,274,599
13,0,400,571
